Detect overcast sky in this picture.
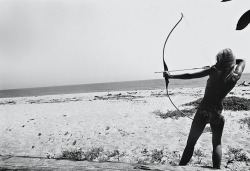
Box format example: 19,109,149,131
0,0,249,90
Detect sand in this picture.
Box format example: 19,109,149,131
0,86,249,170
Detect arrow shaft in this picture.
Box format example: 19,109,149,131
155,66,208,73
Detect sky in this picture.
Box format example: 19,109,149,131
0,0,249,90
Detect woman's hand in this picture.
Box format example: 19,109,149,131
163,71,171,78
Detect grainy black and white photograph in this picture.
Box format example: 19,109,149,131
0,0,250,170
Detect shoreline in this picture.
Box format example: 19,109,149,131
0,73,249,98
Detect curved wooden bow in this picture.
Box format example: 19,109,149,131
163,13,193,120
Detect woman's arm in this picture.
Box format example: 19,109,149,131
235,59,246,76
225,59,246,82
163,66,213,79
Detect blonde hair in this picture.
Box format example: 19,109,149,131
216,48,236,69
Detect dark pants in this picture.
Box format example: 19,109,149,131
179,108,225,169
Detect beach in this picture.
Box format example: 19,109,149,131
0,86,250,170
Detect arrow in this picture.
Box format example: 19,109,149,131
155,66,210,73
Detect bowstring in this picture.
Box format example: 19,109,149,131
183,15,213,66
166,87,194,120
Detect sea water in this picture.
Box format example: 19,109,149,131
0,73,249,98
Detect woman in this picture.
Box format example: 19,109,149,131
163,48,246,169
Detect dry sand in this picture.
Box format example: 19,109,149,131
0,86,249,170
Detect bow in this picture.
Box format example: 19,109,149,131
163,13,193,120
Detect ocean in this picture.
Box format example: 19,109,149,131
0,73,249,98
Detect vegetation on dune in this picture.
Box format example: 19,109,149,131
153,96,249,120
60,149,84,161
222,96,250,111
227,147,249,162
59,147,123,162
58,147,215,166
193,149,206,164
153,109,195,119
183,98,202,108
183,96,250,111
239,117,250,129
